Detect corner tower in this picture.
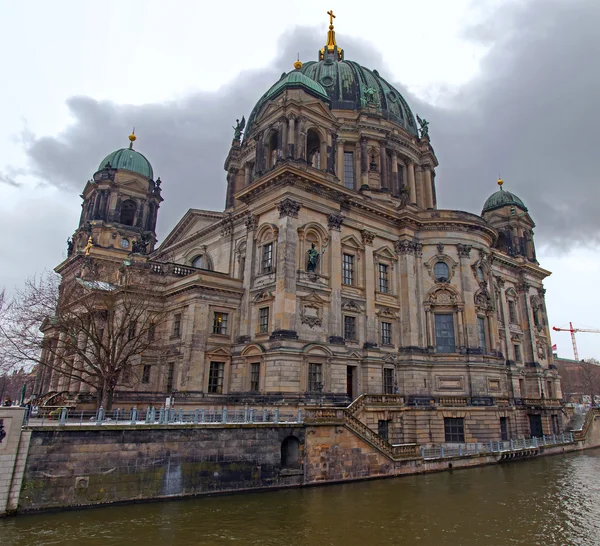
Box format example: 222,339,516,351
72,132,163,258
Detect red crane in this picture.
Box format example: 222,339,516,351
552,322,600,361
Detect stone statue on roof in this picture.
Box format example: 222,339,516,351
232,116,246,140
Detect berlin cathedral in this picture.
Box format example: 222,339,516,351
35,15,563,444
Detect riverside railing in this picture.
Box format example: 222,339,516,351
24,406,304,427
420,433,575,460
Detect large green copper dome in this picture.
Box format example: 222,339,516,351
98,146,153,179
246,26,418,138
482,186,528,213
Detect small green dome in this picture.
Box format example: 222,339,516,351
265,71,330,102
98,148,153,179
482,187,528,213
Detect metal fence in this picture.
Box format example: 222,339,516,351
24,406,304,427
420,433,575,460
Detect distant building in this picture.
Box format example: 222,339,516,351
35,16,563,442
554,356,600,404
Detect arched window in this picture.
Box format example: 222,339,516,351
307,129,321,169
192,255,203,268
496,232,508,254
267,131,278,169
281,436,300,468
120,199,136,226
433,261,449,282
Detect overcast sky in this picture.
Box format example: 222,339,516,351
1,0,599,359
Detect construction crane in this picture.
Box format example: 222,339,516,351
552,322,600,361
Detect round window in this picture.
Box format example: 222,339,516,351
433,261,449,282
119,238,129,249
320,75,334,87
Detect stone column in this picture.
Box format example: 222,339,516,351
360,137,368,188
396,240,420,348
271,198,301,338
336,139,345,186
287,116,295,158
391,151,399,196
281,118,288,160
297,117,307,161
320,138,328,171
407,162,417,205
327,213,344,343
244,164,251,186
415,165,425,209
380,142,388,191
456,244,477,350
519,282,537,364
424,167,434,209
239,214,258,339
363,232,377,345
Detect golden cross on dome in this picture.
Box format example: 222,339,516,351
327,10,336,26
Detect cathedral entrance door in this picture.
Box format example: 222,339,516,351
529,414,543,438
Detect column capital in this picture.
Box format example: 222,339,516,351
277,198,301,218
456,243,472,258
244,213,258,231
361,230,375,245
327,213,344,231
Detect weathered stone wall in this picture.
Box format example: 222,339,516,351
18,424,304,513
0,408,30,516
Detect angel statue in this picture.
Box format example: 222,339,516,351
232,116,246,140
416,115,429,139
307,240,330,272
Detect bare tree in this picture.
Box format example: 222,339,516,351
580,358,600,404
0,261,167,410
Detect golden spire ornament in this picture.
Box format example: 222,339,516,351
128,128,137,149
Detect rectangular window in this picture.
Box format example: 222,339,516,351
378,419,389,441
259,307,269,334
514,344,521,362
142,365,151,384
308,363,323,392
262,243,273,274
547,380,554,399
478,316,487,352
383,368,394,394
500,417,508,441
213,312,229,335
344,315,357,341
444,417,465,443
378,263,389,293
551,414,560,435
166,362,175,393
148,322,156,342
250,363,260,392
172,313,181,338
343,151,355,189
208,362,224,394
519,378,526,397
508,300,517,323
381,322,392,345
343,254,354,285
435,314,456,353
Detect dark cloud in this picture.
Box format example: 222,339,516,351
0,167,24,187
17,1,600,247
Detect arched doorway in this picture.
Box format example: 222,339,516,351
281,436,300,469
307,130,321,169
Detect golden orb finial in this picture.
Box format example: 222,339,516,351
497,177,504,188
294,54,303,70
128,128,137,149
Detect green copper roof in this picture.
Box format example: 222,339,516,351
98,148,153,179
265,71,329,102
482,188,528,213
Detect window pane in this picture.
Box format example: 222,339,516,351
209,362,224,394
435,314,455,353
343,152,354,189
381,322,392,345
308,363,323,392
142,365,151,384
383,368,394,394
250,363,260,392
444,417,465,442
172,314,181,338
344,315,356,340
166,362,175,393
213,313,229,335
378,263,389,293
343,254,354,285
192,255,203,268
259,307,269,334
433,261,449,281
262,243,273,273
478,317,487,352
508,300,517,323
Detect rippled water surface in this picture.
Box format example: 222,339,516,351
3,449,600,546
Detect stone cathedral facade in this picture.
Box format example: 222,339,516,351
37,18,563,443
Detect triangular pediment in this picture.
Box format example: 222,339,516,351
158,209,227,251
341,234,363,249
206,346,232,357
119,177,150,195
301,291,329,306
374,245,397,260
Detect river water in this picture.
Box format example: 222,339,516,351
2,449,600,546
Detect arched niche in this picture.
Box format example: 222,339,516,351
120,199,136,226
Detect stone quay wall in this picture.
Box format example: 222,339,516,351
17,424,304,514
